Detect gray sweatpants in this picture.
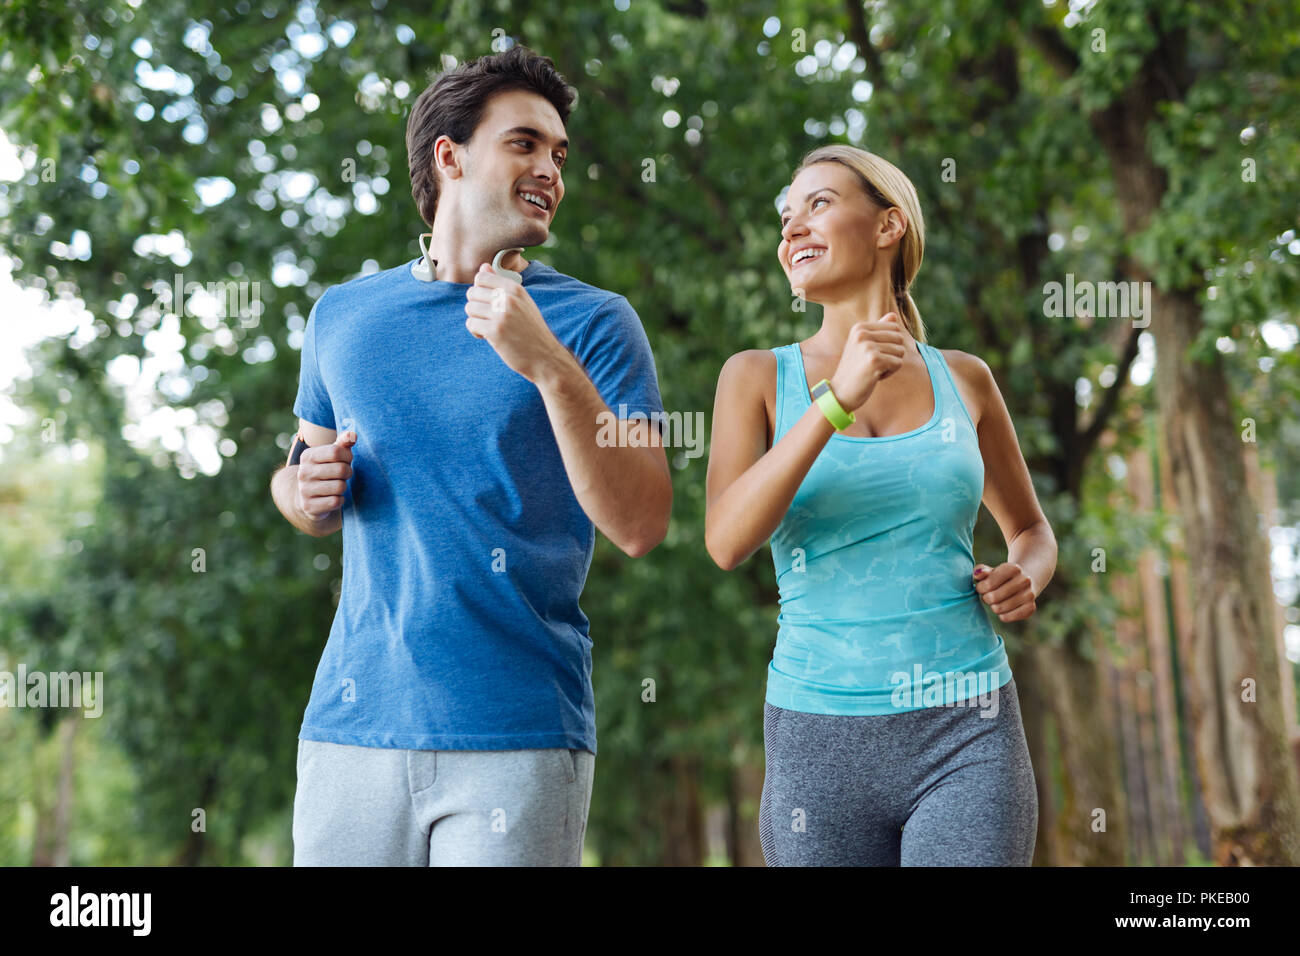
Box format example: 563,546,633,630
292,740,595,866
759,677,1038,865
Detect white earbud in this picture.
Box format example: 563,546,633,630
412,235,526,284
492,247,525,284
411,231,435,281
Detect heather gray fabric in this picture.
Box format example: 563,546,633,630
293,740,594,866
759,677,1037,866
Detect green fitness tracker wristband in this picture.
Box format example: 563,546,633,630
811,379,855,431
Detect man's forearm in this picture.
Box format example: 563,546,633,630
534,349,671,557
271,465,341,537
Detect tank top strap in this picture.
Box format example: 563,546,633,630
774,341,969,441
919,342,974,433
770,344,807,442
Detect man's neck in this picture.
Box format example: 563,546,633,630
425,217,529,283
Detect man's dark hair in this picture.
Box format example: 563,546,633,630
406,45,576,228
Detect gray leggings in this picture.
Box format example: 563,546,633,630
759,677,1037,866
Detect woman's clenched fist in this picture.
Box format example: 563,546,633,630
828,312,908,412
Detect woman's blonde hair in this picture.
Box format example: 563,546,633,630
792,145,927,344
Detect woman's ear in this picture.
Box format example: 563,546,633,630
878,207,907,247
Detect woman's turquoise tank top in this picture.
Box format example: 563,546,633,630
766,340,1012,714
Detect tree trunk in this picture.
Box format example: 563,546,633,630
1148,289,1300,864
1130,415,1189,863
29,719,60,867
174,771,218,866
1241,440,1300,765
657,754,704,866
1014,644,1061,866
31,784,53,867
1032,617,1127,865
1113,573,1150,865
52,716,77,867
1158,417,1215,860
726,761,766,866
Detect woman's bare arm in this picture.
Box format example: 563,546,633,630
704,350,837,570
965,353,1058,612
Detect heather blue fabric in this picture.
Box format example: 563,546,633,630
293,256,663,753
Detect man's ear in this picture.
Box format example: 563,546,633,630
433,134,464,182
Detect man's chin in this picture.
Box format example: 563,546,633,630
512,220,549,248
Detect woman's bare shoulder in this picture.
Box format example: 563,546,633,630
721,348,778,371
718,349,778,444
718,348,778,393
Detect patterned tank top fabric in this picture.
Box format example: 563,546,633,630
765,341,1012,715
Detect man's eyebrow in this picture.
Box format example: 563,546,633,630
780,186,839,216
501,126,569,151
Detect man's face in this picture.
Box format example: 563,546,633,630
442,89,567,248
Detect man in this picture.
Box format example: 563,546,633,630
270,45,671,866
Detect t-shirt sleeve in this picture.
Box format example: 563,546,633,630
293,295,336,430
574,295,665,435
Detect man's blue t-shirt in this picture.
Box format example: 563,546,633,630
292,256,664,755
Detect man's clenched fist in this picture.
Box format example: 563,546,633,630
296,430,355,517
464,262,567,386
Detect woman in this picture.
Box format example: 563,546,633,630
704,145,1057,866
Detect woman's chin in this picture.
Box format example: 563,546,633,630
789,281,825,304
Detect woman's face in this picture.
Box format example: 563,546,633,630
778,161,896,303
